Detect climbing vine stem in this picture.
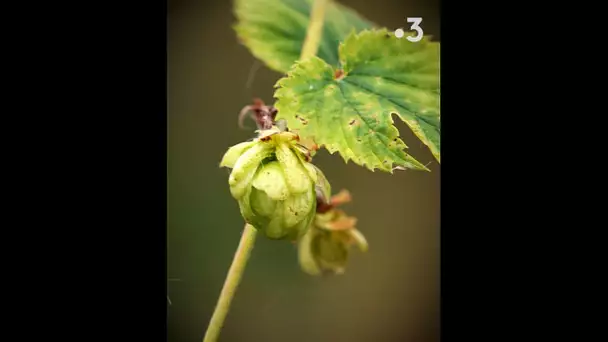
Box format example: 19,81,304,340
300,0,329,60
202,224,257,342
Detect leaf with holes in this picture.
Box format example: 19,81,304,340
274,29,440,172
234,0,374,74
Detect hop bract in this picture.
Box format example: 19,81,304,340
220,126,324,240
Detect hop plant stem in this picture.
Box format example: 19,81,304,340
300,0,329,60
203,1,330,340
203,224,257,342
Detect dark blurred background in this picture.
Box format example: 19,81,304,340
168,0,440,341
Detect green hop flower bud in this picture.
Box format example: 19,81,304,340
220,126,323,240
298,191,368,275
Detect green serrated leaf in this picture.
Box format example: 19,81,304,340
274,29,440,172
234,0,374,73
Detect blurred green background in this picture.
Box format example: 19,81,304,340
168,0,440,341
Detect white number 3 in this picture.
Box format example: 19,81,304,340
406,17,423,42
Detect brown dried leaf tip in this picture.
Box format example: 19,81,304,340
238,98,278,130
334,68,345,80
317,189,351,214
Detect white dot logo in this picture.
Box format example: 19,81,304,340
394,17,424,42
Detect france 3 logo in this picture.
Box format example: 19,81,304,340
394,17,423,42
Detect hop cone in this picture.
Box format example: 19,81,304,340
220,126,326,240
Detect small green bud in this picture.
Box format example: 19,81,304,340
298,192,368,275
220,126,322,240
